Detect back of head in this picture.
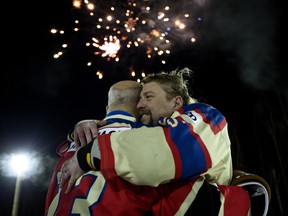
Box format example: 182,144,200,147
141,67,193,105
107,80,141,117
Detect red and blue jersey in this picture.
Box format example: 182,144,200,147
45,106,251,215
91,103,233,187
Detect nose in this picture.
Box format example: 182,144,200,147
136,98,145,109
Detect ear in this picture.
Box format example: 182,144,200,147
173,96,183,111
106,105,109,112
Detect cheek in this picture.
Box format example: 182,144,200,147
153,105,170,117
149,100,172,117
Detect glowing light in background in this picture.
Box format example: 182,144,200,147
0,148,59,215
0,152,40,178
51,0,204,79
3,152,40,216
10,153,31,176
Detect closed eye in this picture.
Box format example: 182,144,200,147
141,91,155,101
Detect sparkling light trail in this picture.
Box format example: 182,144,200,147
51,0,203,79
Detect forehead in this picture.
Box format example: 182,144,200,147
141,82,164,94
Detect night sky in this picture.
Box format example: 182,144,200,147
0,0,287,215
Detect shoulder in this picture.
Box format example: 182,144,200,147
176,103,227,126
177,102,222,116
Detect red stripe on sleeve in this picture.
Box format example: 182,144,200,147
98,134,118,180
195,109,227,135
189,125,212,170
163,128,183,179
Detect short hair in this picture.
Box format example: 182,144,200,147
141,67,193,105
108,80,141,107
108,87,139,106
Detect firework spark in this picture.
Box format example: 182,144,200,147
92,35,121,59
52,0,203,79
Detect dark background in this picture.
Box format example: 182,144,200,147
0,0,287,215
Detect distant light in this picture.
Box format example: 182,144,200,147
96,71,103,79
87,3,94,10
53,54,60,59
107,15,113,21
9,153,31,176
53,51,63,59
157,12,165,20
178,23,186,29
72,0,82,9
50,29,57,34
0,151,40,179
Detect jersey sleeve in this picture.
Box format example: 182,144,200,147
97,103,233,186
45,141,76,212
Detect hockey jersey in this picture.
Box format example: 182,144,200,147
81,103,233,186
45,106,251,215
44,138,76,211
45,111,157,215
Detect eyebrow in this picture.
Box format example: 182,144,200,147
139,91,155,99
142,91,155,96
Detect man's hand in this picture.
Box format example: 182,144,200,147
73,119,107,148
74,120,98,148
59,151,85,194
